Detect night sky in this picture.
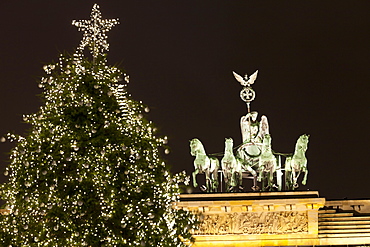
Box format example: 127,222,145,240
0,1,369,199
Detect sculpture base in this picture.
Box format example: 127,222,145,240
176,191,370,246
177,191,324,246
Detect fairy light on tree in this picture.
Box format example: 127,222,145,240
72,4,119,63
0,4,197,246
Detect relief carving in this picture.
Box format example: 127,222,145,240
196,211,308,235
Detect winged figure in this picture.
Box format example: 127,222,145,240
233,70,258,86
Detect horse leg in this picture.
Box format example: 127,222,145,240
261,173,266,191
227,172,234,192
257,166,264,182
285,170,290,190
287,171,293,190
229,172,234,192
291,170,296,190
213,169,219,192
192,169,199,188
223,170,228,191
252,175,259,191
245,165,257,177
209,169,217,192
302,168,308,185
269,168,277,191
238,171,243,191
272,167,278,190
205,169,211,192
293,170,301,189
227,174,233,192
234,171,242,192
285,158,292,190
268,171,273,191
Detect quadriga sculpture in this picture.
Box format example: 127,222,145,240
257,134,278,191
221,138,243,192
285,134,309,190
190,138,220,192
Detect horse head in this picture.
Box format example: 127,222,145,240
190,138,199,156
190,138,206,156
259,134,275,170
262,134,272,150
224,138,234,154
295,134,309,153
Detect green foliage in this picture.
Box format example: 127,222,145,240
0,50,197,246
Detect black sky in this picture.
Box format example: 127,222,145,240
0,1,369,199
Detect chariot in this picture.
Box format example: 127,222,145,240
190,70,309,192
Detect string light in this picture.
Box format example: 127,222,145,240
0,4,197,246
72,4,119,60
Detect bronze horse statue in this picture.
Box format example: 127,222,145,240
257,134,278,191
285,134,309,190
190,138,220,192
221,138,243,192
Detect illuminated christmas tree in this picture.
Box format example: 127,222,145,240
0,4,196,246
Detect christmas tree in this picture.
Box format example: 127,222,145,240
0,4,196,246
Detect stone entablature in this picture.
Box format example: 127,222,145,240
325,199,370,213
176,191,325,246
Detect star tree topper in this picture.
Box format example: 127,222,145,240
72,4,119,59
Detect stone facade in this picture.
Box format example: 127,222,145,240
176,191,370,246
